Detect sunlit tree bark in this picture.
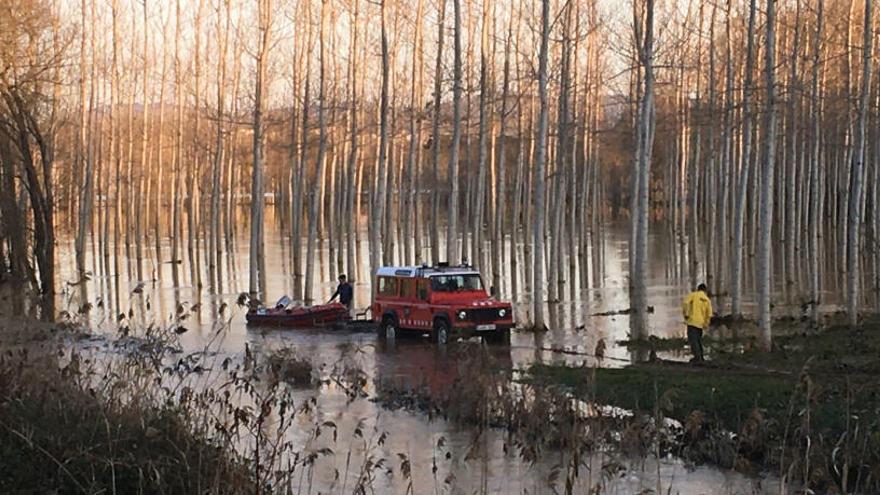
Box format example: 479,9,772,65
808,0,824,323
731,0,757,317
249,0,272,297
445,0,463,265
305,0,330,303
531,0,549,330
430,0,446,265
630,0,655,335
846,0,873,326
758,0,779,351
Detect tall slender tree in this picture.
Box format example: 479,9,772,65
532,0,550,330
446,0,463,265
430,0,446,265
305,0,330,303
631,0,655,334
758,0,779,351
731,0,757,317
809,0,825,323
249,0,272,296
846,0,874,325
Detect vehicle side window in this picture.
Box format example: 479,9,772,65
378,277,399,296
430,274,483,292
400,279,416,299
417,279,429,301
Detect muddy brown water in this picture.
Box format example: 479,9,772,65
24,219,807,493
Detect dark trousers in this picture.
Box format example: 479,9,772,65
687,325,704,361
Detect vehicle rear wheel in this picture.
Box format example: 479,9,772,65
433,319,450,345
379,316,396,341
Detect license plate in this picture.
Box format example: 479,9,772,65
476,324,496,331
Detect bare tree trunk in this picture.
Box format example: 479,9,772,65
210,0,230,291
153,15,168,269
171,0,184,287
75,0,94,277
0,140,30,281
225,24,243,256
511,35,525,297
430,0,446,265
785,0,802,292
188,0,205,291
446,0,463,265
631,0,655,335
292,3,313,299
731,0,757,317
473,0,492,274
846,0,873,326
705,2,717,292
494,12,513,296
758,0,779,351
111,0,121,287
809,0,824,322
250,0,272,296
550,0,573,304
125,7,136,265
567,4,581,302
532,0,550,329
346,0,360,277
717,0,734,298
413,30,425,265
306,0,330,304
404,0,425,267
369,0,390,286
136,0,150,280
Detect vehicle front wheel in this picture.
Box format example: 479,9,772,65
379,316,397,341
433,319,450,345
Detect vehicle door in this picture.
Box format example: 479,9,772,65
408,278,433,332
398,278,419,329
375,276,400,321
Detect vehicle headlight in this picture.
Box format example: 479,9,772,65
457,310,467,320
498,308,507,318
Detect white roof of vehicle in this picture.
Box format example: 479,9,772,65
376,266,481,278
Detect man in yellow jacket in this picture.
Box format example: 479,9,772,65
682,283,713,362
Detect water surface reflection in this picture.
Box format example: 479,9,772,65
34,219,791,492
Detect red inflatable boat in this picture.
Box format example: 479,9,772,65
245,302,350,328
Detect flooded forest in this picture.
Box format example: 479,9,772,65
1,0,879,493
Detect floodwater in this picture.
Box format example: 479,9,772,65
33,210,793,493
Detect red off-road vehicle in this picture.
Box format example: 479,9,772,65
372,264,515,344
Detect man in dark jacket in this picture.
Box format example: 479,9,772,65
329,274,354,309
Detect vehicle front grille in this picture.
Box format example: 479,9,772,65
467,308,501,323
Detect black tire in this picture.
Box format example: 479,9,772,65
432,319,450,345
484,329,511,345
379,316,397,341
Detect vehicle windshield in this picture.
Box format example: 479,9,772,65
430,274,484,292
